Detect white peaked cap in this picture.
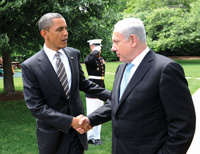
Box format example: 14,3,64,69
87,39,102,46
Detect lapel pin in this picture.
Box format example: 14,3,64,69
71,57,73,59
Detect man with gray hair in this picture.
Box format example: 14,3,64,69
78,17,196,154
21,13,110,154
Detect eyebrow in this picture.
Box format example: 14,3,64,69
112,39,119,42
56,26,67,30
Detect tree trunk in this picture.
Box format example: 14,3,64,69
2,51,15,93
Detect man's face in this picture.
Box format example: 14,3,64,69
44,18,68,51
111,31,133,63
90,45,96,51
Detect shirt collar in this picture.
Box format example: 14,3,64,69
130,46,150,66
44,44,64,61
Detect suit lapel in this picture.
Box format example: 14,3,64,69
63,48,75,95
117,50,154,107
113,63,126,106
37,49,67,100
63,48,78,101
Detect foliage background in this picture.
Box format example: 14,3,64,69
124,0,200,56
1,0,200,63
0,0,200,93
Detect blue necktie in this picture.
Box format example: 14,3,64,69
120,63,134,100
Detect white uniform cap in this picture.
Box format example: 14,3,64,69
87,39,102,46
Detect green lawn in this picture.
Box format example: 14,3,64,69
0,60,199,154
175,60,200,94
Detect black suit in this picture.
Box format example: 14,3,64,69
21,47,110,154
88,50,196,154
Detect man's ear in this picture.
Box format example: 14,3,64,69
40,30,48,39
130,34,136,47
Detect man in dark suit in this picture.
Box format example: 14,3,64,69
78,18,196,154
21,13,110,154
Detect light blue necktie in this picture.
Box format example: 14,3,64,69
119,63,134,100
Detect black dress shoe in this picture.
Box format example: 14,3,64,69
88,138,97,144
96,139,103,145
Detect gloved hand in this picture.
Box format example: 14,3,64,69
92,46,101,52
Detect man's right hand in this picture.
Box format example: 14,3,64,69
71,115,92,133
76,116,91,134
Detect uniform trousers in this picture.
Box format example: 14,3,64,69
86,98,104,140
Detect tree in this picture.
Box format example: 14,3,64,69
0,0,119,93
0,0,53,93
0,33,14,93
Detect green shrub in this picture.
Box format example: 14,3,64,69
133,1,200,56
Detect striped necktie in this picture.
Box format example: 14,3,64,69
55,52,70,99
119,63,134,100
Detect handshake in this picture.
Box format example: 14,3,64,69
71,115,92,134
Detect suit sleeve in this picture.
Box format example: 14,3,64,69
21,63,73,134
84,50,99,64
157,62,196,154
87,65,121,126
88,98,112,126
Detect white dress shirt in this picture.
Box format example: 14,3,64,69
128,47,150,82
44,44,72,90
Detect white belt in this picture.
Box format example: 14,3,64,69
89,75,104,80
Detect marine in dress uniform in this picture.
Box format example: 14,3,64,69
85,39,105,145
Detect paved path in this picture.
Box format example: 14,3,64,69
187,89,200,154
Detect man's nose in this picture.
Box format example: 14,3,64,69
64,29,68,36
111,46,117,51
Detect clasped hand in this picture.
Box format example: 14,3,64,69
71,115,92,134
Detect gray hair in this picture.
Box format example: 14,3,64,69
38,13,64,32
114,18,146,44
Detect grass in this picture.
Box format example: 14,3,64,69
175,60,200,94
0,101,38,154
0,60,199,154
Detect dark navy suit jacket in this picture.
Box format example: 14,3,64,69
22,47,111,154
88,50,196,154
